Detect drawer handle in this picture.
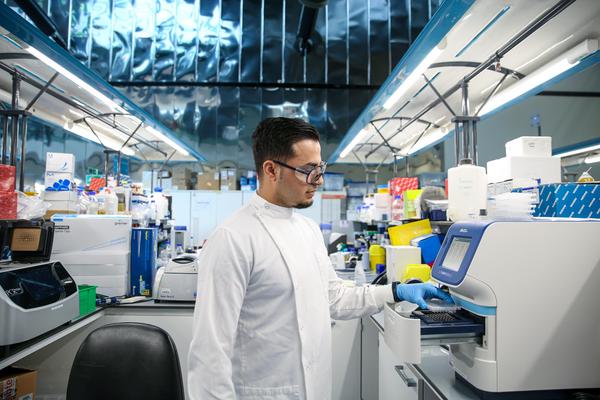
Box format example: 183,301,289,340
394,365,417,387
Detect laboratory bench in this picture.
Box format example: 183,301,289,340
1,300,195,400
365,311,480,400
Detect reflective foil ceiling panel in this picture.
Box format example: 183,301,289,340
5,0,442,165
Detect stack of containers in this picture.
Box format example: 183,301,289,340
0,164,16,219
487,136,560,188
373,186,392,221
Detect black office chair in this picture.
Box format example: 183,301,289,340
67,322,185,400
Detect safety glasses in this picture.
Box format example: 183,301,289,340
273,160,327,185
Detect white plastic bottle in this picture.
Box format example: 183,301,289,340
391,195,403,221
104,188,119,215
86,191,99,215
447,161,487,221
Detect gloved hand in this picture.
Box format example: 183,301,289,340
394,282,453,310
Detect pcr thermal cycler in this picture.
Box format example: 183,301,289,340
0,261,79,346
384,219,600,397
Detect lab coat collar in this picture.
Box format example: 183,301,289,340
251,193,295,219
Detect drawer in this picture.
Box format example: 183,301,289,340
383,302,484,363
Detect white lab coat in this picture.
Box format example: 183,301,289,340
188,194,394,400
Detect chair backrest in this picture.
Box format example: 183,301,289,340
67,322,184,400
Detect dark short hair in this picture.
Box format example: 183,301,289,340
252,117,320,176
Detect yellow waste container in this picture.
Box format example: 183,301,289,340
369,245,386,272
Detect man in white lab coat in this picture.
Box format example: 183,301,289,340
188,117,452,400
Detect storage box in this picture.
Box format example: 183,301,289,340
534,183,600,219
220,168,238,191
505,136,552,157
46,152,75,173
0,367,37,400
410,234,442,266
0,164,16,192
195,168,220,190
51,215,132,253
78,285,97,316
0,191,17,219
389,177,419,198
130,228,157,296
54,252,130,297
385,245,421,281
44,171,74,189
486,156,561,185
323,173,344,191
43,190,79,212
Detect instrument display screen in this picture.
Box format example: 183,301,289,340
442,237,471,272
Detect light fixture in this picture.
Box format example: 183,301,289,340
383,45,444,110
64,122,135,156
479,39,599,116
25,45,124,113
146,126,190,156
554,143,600,158
340,129,370,158
584,153,600,165
405,126,450,155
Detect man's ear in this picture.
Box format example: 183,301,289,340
262,160,278,182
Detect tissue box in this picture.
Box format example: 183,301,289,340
0,164,15,192
0,191,17,219
487,156,560,184
505,136,552,157
0,368,37,400
46,152,75,173
534,183,600,218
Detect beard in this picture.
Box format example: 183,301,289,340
294,199,314,209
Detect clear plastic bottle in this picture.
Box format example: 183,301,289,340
354,259,366,287
96,189,106,215
392,195,403,221
86,191,99,215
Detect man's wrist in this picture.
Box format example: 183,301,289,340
391,281,402,302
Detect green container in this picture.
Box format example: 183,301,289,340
78,285,97,317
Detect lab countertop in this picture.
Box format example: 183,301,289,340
370,311,480,400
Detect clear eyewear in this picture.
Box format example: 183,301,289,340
273,160,327,185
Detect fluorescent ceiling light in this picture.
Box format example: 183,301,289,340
25,45,124,113
554,143,600,158
65,122,135,156
147,127,190,156
382,46,443,110
340,129,370,158
479,39,599,116
406,126,450,155
584,154,600,164
515,34,574,72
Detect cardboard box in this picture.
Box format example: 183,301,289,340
195,168,220,190
220,168,238,191
43,190,78,212
486,156,561,185
46,152,75,173
534,183,600,218
0,367,37,400
44,171,74,189
505,136,552,157
0,164,16,192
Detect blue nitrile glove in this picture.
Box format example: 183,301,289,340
393,282,454,310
